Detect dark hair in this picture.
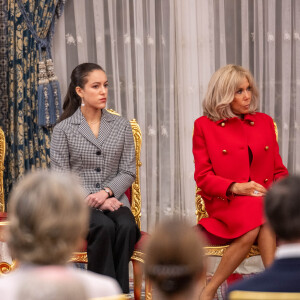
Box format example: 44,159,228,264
59,63,104,121
265,175,300,241
144,218,205,297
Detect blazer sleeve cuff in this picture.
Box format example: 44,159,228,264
200,177,235,199
106,173,136,200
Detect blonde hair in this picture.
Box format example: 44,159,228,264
7,170,88,265
145,219,205,297
202,64,259,121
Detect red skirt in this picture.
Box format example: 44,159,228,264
198,195,265,239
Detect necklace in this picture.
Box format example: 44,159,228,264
81,108,101,126
87,119,100,125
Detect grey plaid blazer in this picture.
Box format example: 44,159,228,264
50,108,136,208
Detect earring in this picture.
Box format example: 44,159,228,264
81,98,85,106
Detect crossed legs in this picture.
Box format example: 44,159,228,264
200,224,276,300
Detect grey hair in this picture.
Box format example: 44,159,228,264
7,170,88,265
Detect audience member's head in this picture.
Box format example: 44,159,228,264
16,266,88,300
265,175,300,242
7,170,88,265
144,218,206,300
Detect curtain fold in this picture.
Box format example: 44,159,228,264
53,0,300,231
5,0,64,203
0,0,8,133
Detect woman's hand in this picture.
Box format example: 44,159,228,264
230,181,267,197
85,190,109,208
99,197,123,212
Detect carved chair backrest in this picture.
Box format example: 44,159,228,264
106,109,142,229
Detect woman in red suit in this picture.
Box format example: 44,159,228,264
192,64,288,300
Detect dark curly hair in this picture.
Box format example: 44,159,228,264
7,170,88,265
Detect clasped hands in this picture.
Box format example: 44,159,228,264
85,190,123,211
230,181,267,197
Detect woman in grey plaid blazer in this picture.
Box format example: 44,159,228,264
50,63,140,294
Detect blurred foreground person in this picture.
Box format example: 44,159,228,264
227,175,300,298
145,219,206,300
0,170,122,300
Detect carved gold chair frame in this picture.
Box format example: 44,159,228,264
0,128,13,274
0,127,5,213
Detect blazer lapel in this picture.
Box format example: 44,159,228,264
97,109,115,145
71,108,115,149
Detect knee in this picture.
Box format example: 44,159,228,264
121,218,137,232
241,227,260,245
102,220,116,237
118,218,137,238
90,214,116,238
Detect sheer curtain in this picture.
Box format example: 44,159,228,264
209,0,300,172
53,0,177,231
52,0,300,231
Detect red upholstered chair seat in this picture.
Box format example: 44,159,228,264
134,231,149,251
0,212,7,221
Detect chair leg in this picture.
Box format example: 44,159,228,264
132,259,143,300
145,277,152,300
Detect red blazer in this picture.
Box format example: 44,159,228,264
193,112,288,238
